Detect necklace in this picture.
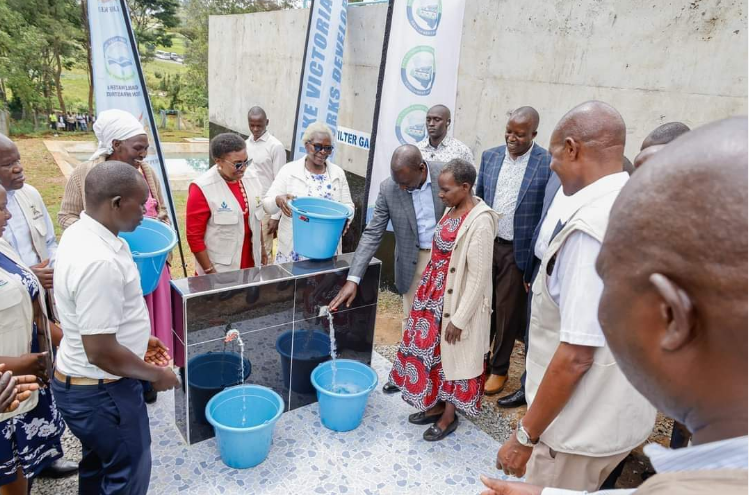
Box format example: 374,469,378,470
237,180,249,216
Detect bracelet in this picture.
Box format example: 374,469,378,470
204,265,216,274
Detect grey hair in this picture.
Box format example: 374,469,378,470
302,122,334,143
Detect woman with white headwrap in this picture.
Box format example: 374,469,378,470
57,109,173,404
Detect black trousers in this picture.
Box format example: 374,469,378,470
488,239,528,376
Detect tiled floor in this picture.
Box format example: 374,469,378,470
148,352,515,494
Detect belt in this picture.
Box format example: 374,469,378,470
54,369,119,386
419,248,431,252
495,237,513,245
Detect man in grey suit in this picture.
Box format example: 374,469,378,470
330,144,445,393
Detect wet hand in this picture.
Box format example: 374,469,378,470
496,435,533,479
479,475,543,495
30,260,54,290
329,281,358,311
275,194,296,217
145,336,171,367
152,367,179,392
444,322,462,344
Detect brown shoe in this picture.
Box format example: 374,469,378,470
484,374,507,396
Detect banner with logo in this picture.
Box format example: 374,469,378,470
365,0,466,220
87,0,185,273
291,0,349,161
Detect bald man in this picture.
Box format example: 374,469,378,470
475,106,552,395
416,105,474,165
481,117,748,495
494,101,656,491
246,106,286,263
633,122,690,171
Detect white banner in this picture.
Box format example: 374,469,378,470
337,126,371,150
291,0,349,161
87,0,178,228
366,0,466,219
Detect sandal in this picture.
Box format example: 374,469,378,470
408,410,442,425
423,416,459,441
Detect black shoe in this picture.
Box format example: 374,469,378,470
496,389,526,409
38,458,78,479
408,411,441,425
423,417,459,441
144,387,158,404
382,382,399,394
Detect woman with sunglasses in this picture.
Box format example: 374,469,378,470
186,133,265,276
263,122,354,263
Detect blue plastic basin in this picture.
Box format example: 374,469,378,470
276,330,330,394
118,217,177,295
188,352,251,424
205,385,284,469
311,359,378,432
289,197,354,260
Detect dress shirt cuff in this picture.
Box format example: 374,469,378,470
559,330,606,348
271,212,282,221
79,326,118,336
346,275,361,285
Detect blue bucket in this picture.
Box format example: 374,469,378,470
119,218,177,295
275,330,330,394
289,197,354,260
205,385,284,469
311,359,378,432
188,352,252,424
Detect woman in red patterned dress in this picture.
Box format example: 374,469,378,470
390,159,499,441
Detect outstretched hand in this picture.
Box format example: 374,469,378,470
145,336,171,367
479,475,543,495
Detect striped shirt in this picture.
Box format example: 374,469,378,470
542,436,748,495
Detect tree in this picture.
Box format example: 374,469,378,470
127,0,180,58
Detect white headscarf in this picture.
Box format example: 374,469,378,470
89,109,148,161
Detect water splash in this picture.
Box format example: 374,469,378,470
318,306,337,389
224,328,247,426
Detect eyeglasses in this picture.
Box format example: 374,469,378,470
219,158,251,170
308,143,334,154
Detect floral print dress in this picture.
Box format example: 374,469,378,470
275,168,338,264
389,212,486,416
0,252,64,485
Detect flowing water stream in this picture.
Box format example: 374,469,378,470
318,306,338,389
224,328,247,426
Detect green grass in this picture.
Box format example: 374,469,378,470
155,32,187,56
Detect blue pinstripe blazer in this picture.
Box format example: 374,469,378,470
475,144,552,272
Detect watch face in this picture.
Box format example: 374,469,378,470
516,428,530,446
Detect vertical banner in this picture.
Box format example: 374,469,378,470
87,0,186,274
365,0,466,220
291,0,349,161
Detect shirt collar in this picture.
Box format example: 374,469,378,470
645,436,749,473
506,142,534,163
79,212,125,252
249,131,269,143
560,172,629,223
425,135,451,150
408,163,432,195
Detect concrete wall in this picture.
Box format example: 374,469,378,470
209,0,747,165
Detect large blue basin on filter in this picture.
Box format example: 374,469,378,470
205,385,284,469
118,217,177,295
289,197,354,260
311,359,378,432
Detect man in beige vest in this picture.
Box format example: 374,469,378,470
480,117,748,494
494,102,656,491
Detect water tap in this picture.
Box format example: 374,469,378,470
224,324,240,343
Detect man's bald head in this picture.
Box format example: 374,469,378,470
247,106,267,120
505,106,540,158
509,106,540,133
390,145,427,191
548,101,626,194
391,144,423,172
247,106,269,141
427,105,451,120
596,117,748,435
0,133,23,191
85,160,146,208
641,121,690,150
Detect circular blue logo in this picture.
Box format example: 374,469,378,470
406,0,442,36
103,36,135,81
395,105,429,145
400,46,436,96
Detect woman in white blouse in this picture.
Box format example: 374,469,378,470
263,122,354,263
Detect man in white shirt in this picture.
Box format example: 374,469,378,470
246,106,287,263
51,161,179,495
0,134,80,478
480,117,748,495
494,102,655,491
416,105,474,165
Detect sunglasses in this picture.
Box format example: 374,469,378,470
220,158,251,170
308,143,334,154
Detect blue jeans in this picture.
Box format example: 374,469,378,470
51,378,151,495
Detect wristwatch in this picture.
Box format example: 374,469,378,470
516,420,539,447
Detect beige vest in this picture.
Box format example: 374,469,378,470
634,469,748,494
0,239,42,422
192,166,262,273
13,184,50,262
527,188,656,456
